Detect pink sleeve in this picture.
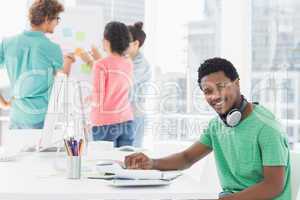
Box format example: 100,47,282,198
92,62,106,111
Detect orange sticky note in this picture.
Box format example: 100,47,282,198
74,48,84,56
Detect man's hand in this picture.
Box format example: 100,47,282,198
124,143,212,171
4,100,11,109
64,53,76,65
59,53,76,75
0,101,11,110
0,95,11,110
124,152,154,169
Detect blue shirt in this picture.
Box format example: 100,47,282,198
130,52,152,116
0,31,63,125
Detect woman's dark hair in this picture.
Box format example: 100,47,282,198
104,21,131,55
127,22,146,47
197,57,239,89
29,0,64,26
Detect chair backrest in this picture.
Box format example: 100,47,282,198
291,151,300,200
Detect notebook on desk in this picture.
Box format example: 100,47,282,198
109,179,172,187
95,161,182,181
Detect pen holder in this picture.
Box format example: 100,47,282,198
67,156,81,179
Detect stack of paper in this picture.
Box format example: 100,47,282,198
96,162,182,181
0,148,19,162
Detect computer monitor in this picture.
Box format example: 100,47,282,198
1,73,88,153
38,73,68,150
39,73,89,151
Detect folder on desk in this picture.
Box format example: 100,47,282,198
95,162,182,181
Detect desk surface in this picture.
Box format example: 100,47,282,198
0,152,219,200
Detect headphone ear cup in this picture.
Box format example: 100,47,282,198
219,115,229,127
226,109,242,127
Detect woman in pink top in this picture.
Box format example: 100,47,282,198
91,21,134,147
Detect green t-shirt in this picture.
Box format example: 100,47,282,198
0,31,63,125
200,105,291,200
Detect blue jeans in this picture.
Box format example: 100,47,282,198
92,121,135,147
132,116,146,147
10,121,45,129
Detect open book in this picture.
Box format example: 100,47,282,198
95,161,182,181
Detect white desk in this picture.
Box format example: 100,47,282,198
0,152,219,200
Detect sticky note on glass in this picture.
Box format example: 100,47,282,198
62,27,72,37
76,32,86,42
74,48,84,56
81,63,91,74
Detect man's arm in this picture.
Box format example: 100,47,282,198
125,142,212,170
57,53,75,76
220,166,285,200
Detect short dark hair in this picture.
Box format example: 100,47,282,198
127,22,146,47
104,21,131,55
29,0,64,26
197,57,239,89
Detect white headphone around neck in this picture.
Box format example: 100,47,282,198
219,96,248,127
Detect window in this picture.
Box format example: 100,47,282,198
143,0,220,142
281,108,295,119
298,127,300,142
251,78,261,102
1,0,299,150
287,126,294,138
281,79,295,103
251,0,300,149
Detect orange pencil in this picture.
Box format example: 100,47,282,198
78,139,84,156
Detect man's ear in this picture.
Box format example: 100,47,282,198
235,79,240,88
134,40,140,48
44,17,52,25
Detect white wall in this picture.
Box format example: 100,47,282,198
0,1,27,89
0,1,27,39
220,0,252,97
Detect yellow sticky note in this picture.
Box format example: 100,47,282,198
76,32,86,42
81,63,91,74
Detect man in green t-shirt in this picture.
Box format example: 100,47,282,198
124,58,291,200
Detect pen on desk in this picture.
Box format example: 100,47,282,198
67,140,74,156
74,140,78,156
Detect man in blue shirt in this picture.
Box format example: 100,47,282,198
0,0,75,129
